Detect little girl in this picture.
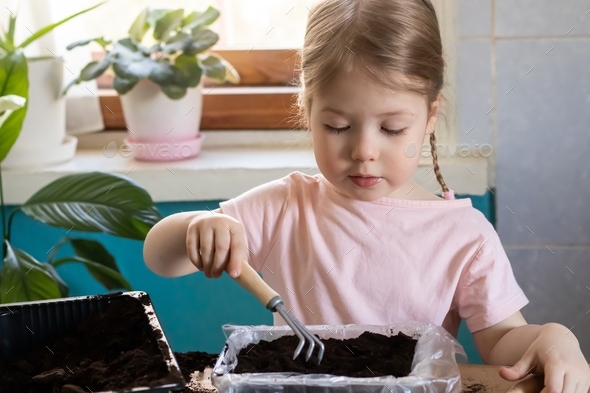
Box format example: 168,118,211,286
143,0,589,391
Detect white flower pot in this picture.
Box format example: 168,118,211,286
120,79,205,162
3,57,77,169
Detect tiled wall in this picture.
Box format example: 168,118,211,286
458,0,590,358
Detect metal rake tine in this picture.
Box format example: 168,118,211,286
275,303,306,359
230,262,325,363
281,307,316,361
289,313,325,363
276,303,324,363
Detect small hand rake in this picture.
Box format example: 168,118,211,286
233,261,325,363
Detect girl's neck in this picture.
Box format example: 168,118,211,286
385,181,445,201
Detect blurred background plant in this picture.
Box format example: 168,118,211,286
0,2,163,304
64,5,240,99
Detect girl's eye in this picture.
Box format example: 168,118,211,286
324,125,408,136
383,127,408,136
324,125,349,134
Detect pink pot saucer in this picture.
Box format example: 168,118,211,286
123,134,205,162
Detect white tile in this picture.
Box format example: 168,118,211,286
458,0,492,37
496,39,590,244
457,39,493,146
506,247,590,358
496,0,590,37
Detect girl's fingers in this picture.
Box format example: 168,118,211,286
541,366,564,393
562,373,576,393
211,225,232,278
199,226,215,278
227,224,247,278
186,226,202,270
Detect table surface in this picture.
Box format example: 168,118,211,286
459,363,580,393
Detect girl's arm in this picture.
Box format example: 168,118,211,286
472,311,590,393
143,209,219,277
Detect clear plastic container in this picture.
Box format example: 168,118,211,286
212,321,467,393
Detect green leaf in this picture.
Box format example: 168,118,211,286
44,263,69,297
148,61,187,86
69,239,131,290
0,241,62,303
0,38,9,52
113,55,154,80
183,6,220,30
175,54,202,87
162,32,194,54
20,172,162,240
66,36,111,50
112,40,155,81
153,9,184,41
198,54,227,82
128,7,150,42
18,2,106,50
188,29,219,55
117,37,140,52
160,84,187,99
0,94,26,130
113,75,139,94
52,256,132,292
139,43,160,56
6,14,16,50
0,50,28,163
147,9,171,29
79,53,112,81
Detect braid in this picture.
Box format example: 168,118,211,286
429,132,449,193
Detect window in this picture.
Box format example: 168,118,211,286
4,0,457,136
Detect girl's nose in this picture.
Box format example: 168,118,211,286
351,129,379,162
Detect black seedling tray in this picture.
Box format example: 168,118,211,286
0,291,186,393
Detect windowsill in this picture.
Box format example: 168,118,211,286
3,130,489,205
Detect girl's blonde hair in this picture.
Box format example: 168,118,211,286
292,0,450,194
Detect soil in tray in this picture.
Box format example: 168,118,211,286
0,294,176,393
233,332,418,378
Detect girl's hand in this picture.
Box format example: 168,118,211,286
498,323,590,393
186,213,249,279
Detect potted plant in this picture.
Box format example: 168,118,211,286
0,89,162,304
0,171,163,303
0,2,104,169
65,6,240,162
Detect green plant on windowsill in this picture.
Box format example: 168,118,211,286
0,2,164,303
63,5,240,99
0,2,104,165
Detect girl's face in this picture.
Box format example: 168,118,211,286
309,69,440,202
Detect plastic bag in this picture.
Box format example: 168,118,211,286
212,321,467,393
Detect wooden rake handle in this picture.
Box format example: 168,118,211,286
233,260,280,309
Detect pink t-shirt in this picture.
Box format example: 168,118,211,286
219,171,529,337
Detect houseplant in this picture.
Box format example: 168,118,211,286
0,77,162,303
0,2,105,169
65,6,240,162
0,171,163,303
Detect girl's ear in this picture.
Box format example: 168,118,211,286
426,95,442,135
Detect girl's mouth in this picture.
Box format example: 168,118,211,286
349,176,382,188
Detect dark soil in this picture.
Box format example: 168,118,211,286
174,351,219,393
233,331,418,378
464,383,487,393
174,351,218,379
0,294,180,393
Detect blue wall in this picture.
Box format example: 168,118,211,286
4,192,493,364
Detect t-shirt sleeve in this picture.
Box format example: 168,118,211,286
218,176,291,272
456,231,530,333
